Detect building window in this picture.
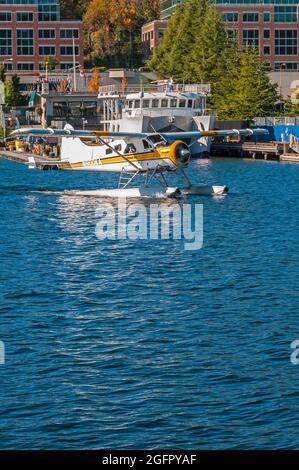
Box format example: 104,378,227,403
227,29,238,42
275,30,297,55
17,63,34,71
0,12,12,22
39,30,55,39
38,5,59,22
60,29,79,39
264,12,270,22
60,46,79,56
0,29,12,56
264,30,270,39
274,6,297,23
243,13,259,22
222,13,238,22
16,12,34,22
264,46,270,55
275,62,297,71
17,29,34,55
39,46,56,56
243,30,259,48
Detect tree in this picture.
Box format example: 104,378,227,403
88,68,100,92
5,75,26,106
228,47,278,120
60,0,89,19
84,0,160,68
149,0,211,81
0,65,6,84
149,0,278,119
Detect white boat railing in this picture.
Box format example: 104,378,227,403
122,108,216,117
98,83,211,96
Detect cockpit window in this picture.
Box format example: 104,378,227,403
143,139,151,149
179,99,186,108
152,99,159,107
161,99,168,108
134,100,140,108
125,143,137,154
143,99,150,108
188,100,193,108
170,99,177,108
128,100,133,109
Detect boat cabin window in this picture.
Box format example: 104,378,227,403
143,99,150,108
114,144,121,151
128,100,133,109
161,99,168,108
152,99,159,108
188,100,193,108
179,99,186,108
194,99,201,109
106,148,113,155
170,99,177,108
143,139,151,149
134,100,140,108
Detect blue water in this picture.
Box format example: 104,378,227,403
0,157,299,450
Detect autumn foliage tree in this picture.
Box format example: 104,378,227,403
88,68,100,92
84,0,160,67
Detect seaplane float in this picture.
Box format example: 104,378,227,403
11,126,268,199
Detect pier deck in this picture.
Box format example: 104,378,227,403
0,150,60,169
210,141,285,160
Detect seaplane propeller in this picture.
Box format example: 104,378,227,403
10,126,268,199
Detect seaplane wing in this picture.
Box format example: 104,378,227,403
10,128,150,139
11,127,268,141
158,128,268,142
9,126,268,178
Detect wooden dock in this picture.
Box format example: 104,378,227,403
280,154,299,163
210,141,285,160
0,150,60,169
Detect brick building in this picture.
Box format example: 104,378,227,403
141,20,168,59
142,0,299,71
0,0,84,73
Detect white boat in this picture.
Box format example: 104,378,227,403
98,81,216,157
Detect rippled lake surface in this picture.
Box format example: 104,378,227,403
0,157,299,450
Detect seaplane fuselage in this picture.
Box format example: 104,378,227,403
58,135,191,173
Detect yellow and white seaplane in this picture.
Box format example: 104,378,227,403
11,125,268,199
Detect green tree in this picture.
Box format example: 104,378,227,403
228,47,278,120
0,64,6,83
5,75,26,107
149,0,278,119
